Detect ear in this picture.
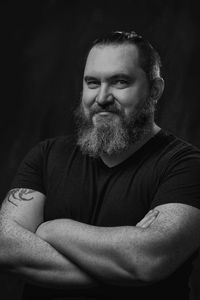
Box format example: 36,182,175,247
150,77,164,103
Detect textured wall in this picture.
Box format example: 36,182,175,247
1,1,200,299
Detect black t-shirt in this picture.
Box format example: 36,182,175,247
11,129,200,300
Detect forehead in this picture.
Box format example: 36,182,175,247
84,44,141,76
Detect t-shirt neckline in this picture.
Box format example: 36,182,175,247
97,129,165,170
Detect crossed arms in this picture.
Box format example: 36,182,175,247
0,188,200,289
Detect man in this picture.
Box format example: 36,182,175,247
0,31,200,300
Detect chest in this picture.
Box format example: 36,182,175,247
44,154,158,226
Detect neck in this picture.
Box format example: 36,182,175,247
100,123,161,168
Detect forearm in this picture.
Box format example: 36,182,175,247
0,216,97,289
37,205,200,285
36,219,156,285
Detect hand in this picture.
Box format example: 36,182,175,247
36,221,52,240
136,209,159,229
36,219,66,243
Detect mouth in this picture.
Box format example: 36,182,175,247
92,112,119,125
97,111,115,116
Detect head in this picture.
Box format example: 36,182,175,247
75,30,164,157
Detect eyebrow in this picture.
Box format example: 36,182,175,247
84,76,98,82
84,73,133,82
109,74,133,81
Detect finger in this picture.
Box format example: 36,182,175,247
140,210,159,227
139,215,157,228
136,215,157,228
137,211,159,228
136,210,157,226
136,210,159,228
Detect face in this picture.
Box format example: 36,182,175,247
82,43,150,122
76,43,154,157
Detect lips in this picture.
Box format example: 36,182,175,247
92,109,119,116
97,111,115,115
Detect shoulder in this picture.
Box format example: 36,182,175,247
18,135,76,166
151,130,200,209
37,134,76,153
10,135,79,195
26,134,79,163
154,130,200,171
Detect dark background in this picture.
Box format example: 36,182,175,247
1,0,200,299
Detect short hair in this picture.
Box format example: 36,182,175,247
88,30,162,84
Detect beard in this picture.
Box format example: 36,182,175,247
75,98,155,157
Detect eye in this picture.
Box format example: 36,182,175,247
112,79,129,89
85,79,100,89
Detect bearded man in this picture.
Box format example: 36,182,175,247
0,31,200,300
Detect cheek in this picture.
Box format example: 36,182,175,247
115,89,138,111
79,101,90,120
82,87,97,107
117,88,147,116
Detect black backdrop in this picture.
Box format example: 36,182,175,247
1,1,200,299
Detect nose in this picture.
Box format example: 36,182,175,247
96,85,114,107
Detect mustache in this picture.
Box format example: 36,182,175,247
89,105,122,116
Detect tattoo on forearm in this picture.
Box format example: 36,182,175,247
7,188,35,207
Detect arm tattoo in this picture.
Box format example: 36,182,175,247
7,188,35,207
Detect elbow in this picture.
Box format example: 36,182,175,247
0,239,11,269
134,255,173,283
112,246,169,285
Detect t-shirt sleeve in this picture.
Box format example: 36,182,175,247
151,149,200,210
10,142,46,195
